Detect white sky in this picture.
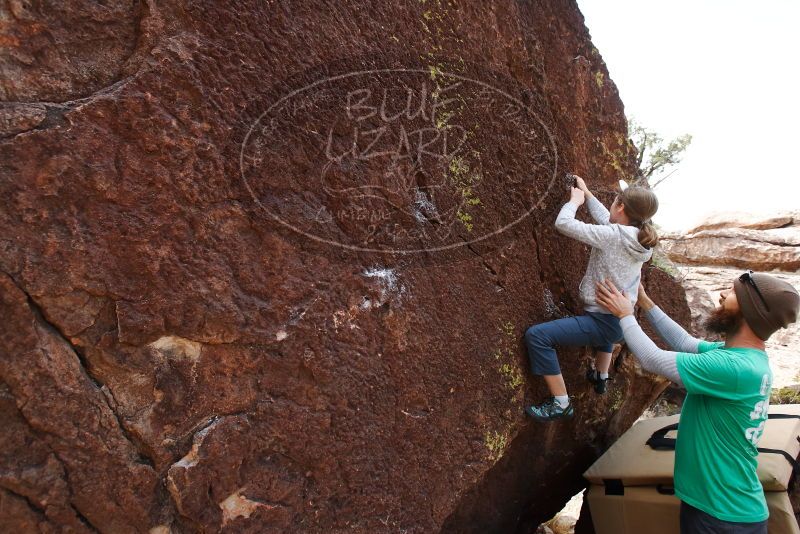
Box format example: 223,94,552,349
576,0,800,231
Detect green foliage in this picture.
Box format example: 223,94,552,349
771,386,800,405
628,118,692,188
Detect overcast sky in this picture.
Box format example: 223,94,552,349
576,0,800,231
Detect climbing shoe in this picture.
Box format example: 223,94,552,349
586,369,611,394
525,398,574,422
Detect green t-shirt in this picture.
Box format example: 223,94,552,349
674,340,772,522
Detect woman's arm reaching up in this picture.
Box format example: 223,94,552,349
573,175,610,225
555,187,617,249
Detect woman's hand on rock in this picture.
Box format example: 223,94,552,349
569,187,586,206
574,175,591,196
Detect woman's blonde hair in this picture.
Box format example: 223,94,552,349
618,186,659,248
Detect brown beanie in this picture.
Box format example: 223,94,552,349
733,272,800,341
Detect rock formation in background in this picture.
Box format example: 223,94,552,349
661,211,800,390
659,210,800,390
0,1,691,532
661,212,800,272
674,266,800,389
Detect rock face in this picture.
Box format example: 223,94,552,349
661,212,800,272
1,1,691,532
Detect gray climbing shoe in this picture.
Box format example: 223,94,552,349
525,397,574,422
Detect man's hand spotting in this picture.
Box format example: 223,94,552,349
637,282,655,312
595,279,634,318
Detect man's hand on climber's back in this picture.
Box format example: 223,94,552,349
595,279,634,318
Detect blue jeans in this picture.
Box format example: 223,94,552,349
524,312,623,375
680,501,766,534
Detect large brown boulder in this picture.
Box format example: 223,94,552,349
662,213,800,272
0,1,691,532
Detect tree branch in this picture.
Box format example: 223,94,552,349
650,168,678,189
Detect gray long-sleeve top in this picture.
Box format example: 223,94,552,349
554,196,653,313
619,306,710,386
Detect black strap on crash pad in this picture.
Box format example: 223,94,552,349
645,414,800,490
646,422,679,450
603,478,625,496
757,446,800,473
647,414,800,451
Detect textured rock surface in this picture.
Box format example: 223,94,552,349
1,1,691,532
688,211,799,233
0,0,142,103
662,212,800,272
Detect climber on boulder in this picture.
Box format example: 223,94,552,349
524,175,659,422
595,274,799,534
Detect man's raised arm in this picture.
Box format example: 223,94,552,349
637,284,706,354
595,280,684,386
618,315,683,386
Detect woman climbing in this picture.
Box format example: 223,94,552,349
524,175,659,421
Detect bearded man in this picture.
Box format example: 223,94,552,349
595,271,800,534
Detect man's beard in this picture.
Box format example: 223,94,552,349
703,306,744,337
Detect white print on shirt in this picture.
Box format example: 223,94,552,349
750,400,768,421
760,373,770,395
745,373,772,445
745,421,766,445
